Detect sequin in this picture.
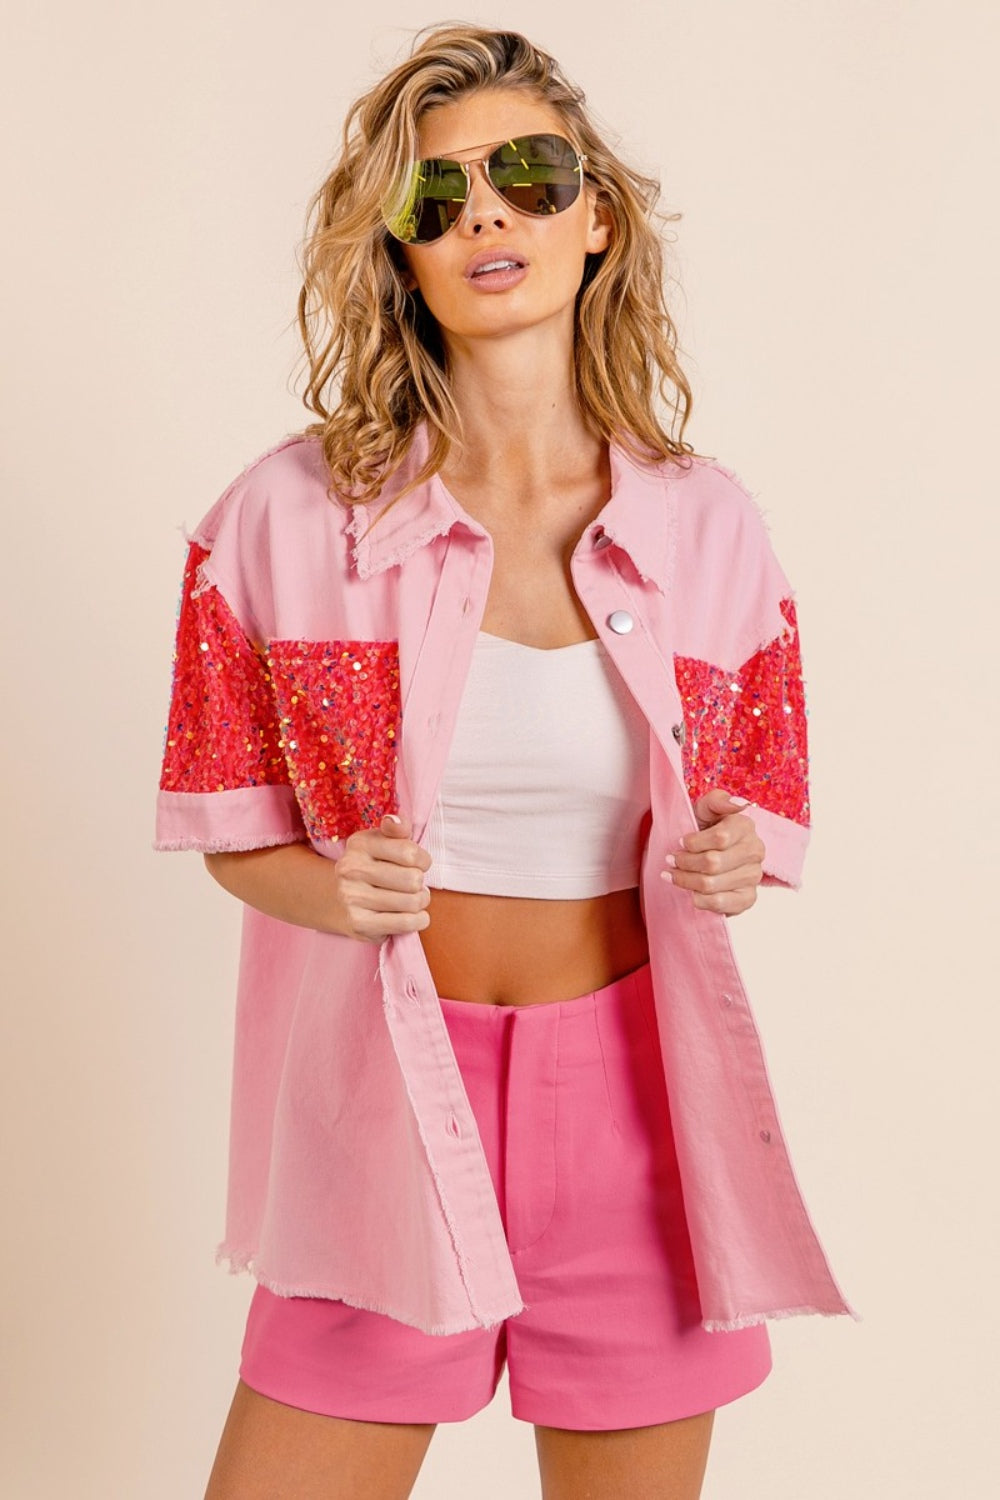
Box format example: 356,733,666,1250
673,597,810,826
160,543,291,794
267,640,400,842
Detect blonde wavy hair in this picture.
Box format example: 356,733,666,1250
295,22,703,506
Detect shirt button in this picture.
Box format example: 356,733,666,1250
593,528,613,550
671,721,686,745
607,610,634,634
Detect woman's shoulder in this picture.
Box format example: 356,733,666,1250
190,431,336,548
667,451,772,525
653,451,784,574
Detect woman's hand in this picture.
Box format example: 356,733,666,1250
662,788,765,916
331,813,433,943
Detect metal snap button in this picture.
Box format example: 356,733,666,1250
593,528,613,550
671,721,686,745
607,610,634,634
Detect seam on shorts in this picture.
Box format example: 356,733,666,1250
592,992,624,1137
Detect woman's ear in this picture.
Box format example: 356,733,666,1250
585,187,613,256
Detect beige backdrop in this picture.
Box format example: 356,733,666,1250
3,2,997,1496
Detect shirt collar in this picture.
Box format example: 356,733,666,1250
349,419,677,591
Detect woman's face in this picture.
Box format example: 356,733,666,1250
397,88,611,350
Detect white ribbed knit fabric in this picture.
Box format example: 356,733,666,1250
424,632,651,897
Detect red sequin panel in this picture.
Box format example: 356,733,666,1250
673,597,810,827
160,543,291,794
266,640,401,843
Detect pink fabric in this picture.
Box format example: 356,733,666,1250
154,423,855,1334
239,966,772,1429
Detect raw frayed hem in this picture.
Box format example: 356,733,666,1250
153,830,308,853
214,1244,521,1337
703,1302,862,1332
760,863,804,891
352,515,454,578
191,558,215,599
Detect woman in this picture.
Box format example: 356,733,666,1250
156,23,851,1500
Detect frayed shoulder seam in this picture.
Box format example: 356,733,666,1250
692,457,779,535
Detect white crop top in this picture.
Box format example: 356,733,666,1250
424,632,651,898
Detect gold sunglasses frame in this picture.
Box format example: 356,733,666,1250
382,132,590,246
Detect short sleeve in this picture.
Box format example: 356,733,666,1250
154,540,308,852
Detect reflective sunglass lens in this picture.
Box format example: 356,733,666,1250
488,136,582,216
383,160,463,244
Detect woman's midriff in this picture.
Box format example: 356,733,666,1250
418,886,649,1007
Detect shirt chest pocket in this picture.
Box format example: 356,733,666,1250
266,639,401,843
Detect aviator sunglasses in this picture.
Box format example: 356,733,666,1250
381,132,589,246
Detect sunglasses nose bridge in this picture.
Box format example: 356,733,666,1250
454,155,512,230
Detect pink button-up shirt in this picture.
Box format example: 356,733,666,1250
155,422,853,1334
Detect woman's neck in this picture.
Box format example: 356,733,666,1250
440,321,599,495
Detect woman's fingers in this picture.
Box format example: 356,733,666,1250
346,906,432,942
347,824,433,872
333,819,434,942
344,880,432,914
332,865,431,942
344,854,429,895
342,828,431,887
662,809,765,918
680,812,762,859
663,858,763,897
669,841,764,880
690,787,753,831
690,884,759,916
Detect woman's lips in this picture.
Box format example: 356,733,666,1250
464,261,529,291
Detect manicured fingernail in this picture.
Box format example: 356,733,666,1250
664,853,677,867
660,869,674,881
729,796,750,807
383,813,402,824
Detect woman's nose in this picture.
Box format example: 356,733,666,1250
457,159,513,233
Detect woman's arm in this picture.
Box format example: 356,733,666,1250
203,814,432,943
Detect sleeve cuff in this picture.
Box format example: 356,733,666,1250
154,784,308,853
747,804,810,890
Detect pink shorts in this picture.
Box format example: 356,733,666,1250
239,964,771,1430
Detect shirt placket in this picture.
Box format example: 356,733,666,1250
379,527,526,1328
573,528,844,1317
570,528,691,797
